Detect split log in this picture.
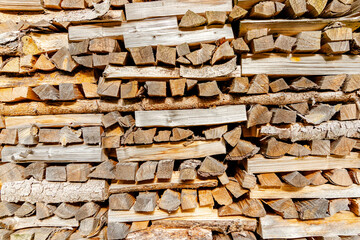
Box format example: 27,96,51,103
238,198,266,217
223,127,241,147
295,199,329,220
1,179,109,203
323,169,353,186
81,83,99,99
294,31,321,52
231,38,250,54
269,78,289,92
262,137,293,158
251,35,275,53
109,52,128,65
212,187,233,206
285,0,307,17
75,202,100,221
181,189,197,210
168,79,185,97
271,108,297,124
229,77,249,94
198,190,214,207
24,162,46,181
0,0,43,10
51,47,78,72
225,177,248,198
321,0,351,17
102,111,121,128
203,125,227,140
129,221,149,233
0,129,17,145
158,189,181,212
176,43,190,57
290,77,318,91
0,202,20,218
306,0,327,16
88,160,116,179
331,136,356,155
274,35,296,53
0,216,78,231
93,54,110,69
156,160,174,180
179,10,206,28
315,74,347,91
179,159,201,181
226,139,259,160
247,74,269,94
133,128,156,145
235,169,256,189
281,171,310,188
349,168,360,184
258,212,360,239
198,81,221,97
0,163,24,183
34,54,56,71
329,199,350,216
249,1,277,18
290,102,308,115
59,83,83,101
322,41,350,54
305,104,340,125
211,41,235,65
154,130,171,143
54,203,79,219
46,166,67,182
89,38,119,53
59,126,82,146
245,28,269,43
145,81,167,97
18,126,38,145
0,87,39,103
104,65,179,79
134,192,159,212
61,0,85,9
156,45,176,66
338,104,358,120
288,143,311,157
350,198,360,216
82,126,102,145
170,128,193,141
206,11,227,25
266,198,299,218
129,46,155,66
14,202,35,218
218,203,243,216
36,202,56,220
33,84,59,101
69,40,89,56
247,104,272,128
115,162,138,181
246,153,360,174
197,156,226,177
135,161,158,182
258,173,282,188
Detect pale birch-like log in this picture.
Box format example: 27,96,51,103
0,216,78,230
0,0,42,11
104,66,180,79
1,179,109,203
135,105,246,127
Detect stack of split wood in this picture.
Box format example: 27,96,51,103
0,0,360,239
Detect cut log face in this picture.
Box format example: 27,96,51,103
82,126,101,145
311,140,331,156
266,198,299,219
226,139,260,160
51,47,78,72
223,127,242,147
108,222,129,240
218,202,243,216
18,126,38,145
303,171,328,186
338,104,358,121
60,126,82,146
211,41,235,65
228,5,248,22
34,54,56,71
0,163,25,183
36,202,56,220
198,189,214,207
229,77,249,93
306,0,327,16
247,74,269,94
263,137,293,158
158,189,181,213
179,159,201,181
33,84,59,101
350,198,360,216
281,171,310,188
258,173,282,188
225,177,248,198
129,46,155,65
315,74,347,91
54,203,80,219
179,10,206,28
203,125,227,140
93,54,110,68
135,161,158,182
24,162,46,181
269,78,290,93
102,111,121,128
290,102,309,115
235,169,257,189
134,192,159,212
109,52,128,65
59,83,83,101
323,169,353,186
61,0,85,9
330,136,357,155
75,202,100,221
321,41,350,54
285,0,307,17
305,104,339,125
0,129,18,145
0,202,20,218
89,38,119,53
109,193,136,210
46,166,67,182
247,104,272,128
170,128,193,141
176,43,190,57
198,81,222,97
274,35,296,53
14,202,35,218
231,38,250,54
288,143,311,157
145,81,167,97
349,168,360,184
88,160,116,179
328,199,350,216
197,156,227,178
290,77,318,91
271,108,297,124
181,189,198,210
295,199,329,220
69,40,89,55
169,78,186,97
205,11,227,25
156,45,176,66
154,130,171,143
74,55,93,68
67,163,91,182
250,1,276,18
134,128,156,145
294,31,321,52
237,198,266,217
343,74,360,93
212,186,233,205
115,162,138,181
251,35,275,54
156,160,174,180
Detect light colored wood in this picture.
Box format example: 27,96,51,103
0,0,42,11
135,105,246,127
116,140,226,162
246,153,360,174
0,216,78,230
1,179,108,203
124,0,232,20
239,18,360,37
124,24,234,48
0,70,95,88
242,53,360,76
104,66,179,79
108,206,214,222
250,184,360,199
2,144,105,163
5,114,103,129
258,212,360,239
27,33,69,54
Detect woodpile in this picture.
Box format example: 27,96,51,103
0,0,360,239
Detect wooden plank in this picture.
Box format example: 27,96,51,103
135,105,246,127
104,66,180,79
124,25,234,48
250,184,360,199
68,17,178,41
239,18,360,36
246,153,360,174
152,215,257,232
259,212,360,239
116,140,226,162
1,179,109,203
108,206,214,222
125,0,232,20
2,144,105,163
242,53,360,76
5,114,103,128
110,172,218,193
0,216,78,230
0,0,43,11
0,70,95,88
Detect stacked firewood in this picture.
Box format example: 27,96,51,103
0,0,360,239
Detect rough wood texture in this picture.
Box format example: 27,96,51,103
266,198,298,219
226,139,259,161
0,0,43,10
211,187,233,206
158,189,181,212
115,162,138,181
295,199,329,220
0,216,78,230
323,169,353,186
1,179,108,203
281,171,310,188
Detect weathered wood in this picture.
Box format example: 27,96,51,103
322,41,350,54
0,163,24,183
0,0,42,10
88,160,116,179
258,173,282,188
2,144,104,163
104,65,180,79
198,190,214,207
274,34,296,53
229,5,248,21
61,0,85,9
306,0,327,16
0,128,17,145
281,171,310,188
285,0,307,17
295,199,329,220
18,126,38,145
59,126,82,146
14,202,35,218
268,210,360,238
46,166,67,182
329,199,350,216
238,198,266,217
34,54,56,71
1,179,108,203
266,198,298,219
338,104,358,120
155,160,174,180
305,104,340,125
145,81,167,97
271,108,296,124
211,41,235,65
196,156,226,178
115,162,138,181
51,47,78,72
321,0,351,17
111,171,218,193
54,203,79,219
198,81,221,97
33,84,59,101
247,104,272,128
179,10,206,28
218,202,243,217
156,45,176,66
205,11,227,25
251,35,275,53
135,161,158,182
288,143,311,157
203,125,227,140
159,189,181,213
181,189,197,210
229,77,249,94
250,184,360,199
0,202,20,218
226,139,259,161
0,216,78,230
154,130,171,143
120,81,138,99
59,83,83,101
331,136,357,155
109,52,128,66
89,38,119,53
263,137,292,158
93,54,110,69
231,38,250,54
290,77,318,91
323,169,353,186
134,192,159,212
133,128,156,145
223,127,241,147
212,187,233,206
225,177,248,198
24,162,45,181
36,202,56,220
75,202,100,221
249,1,277,18
129,46,155,66
179,159,201,181
168,79,186,97
349,168,360,184
269,78,290,92
290,102,309,115
235,169,256,189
